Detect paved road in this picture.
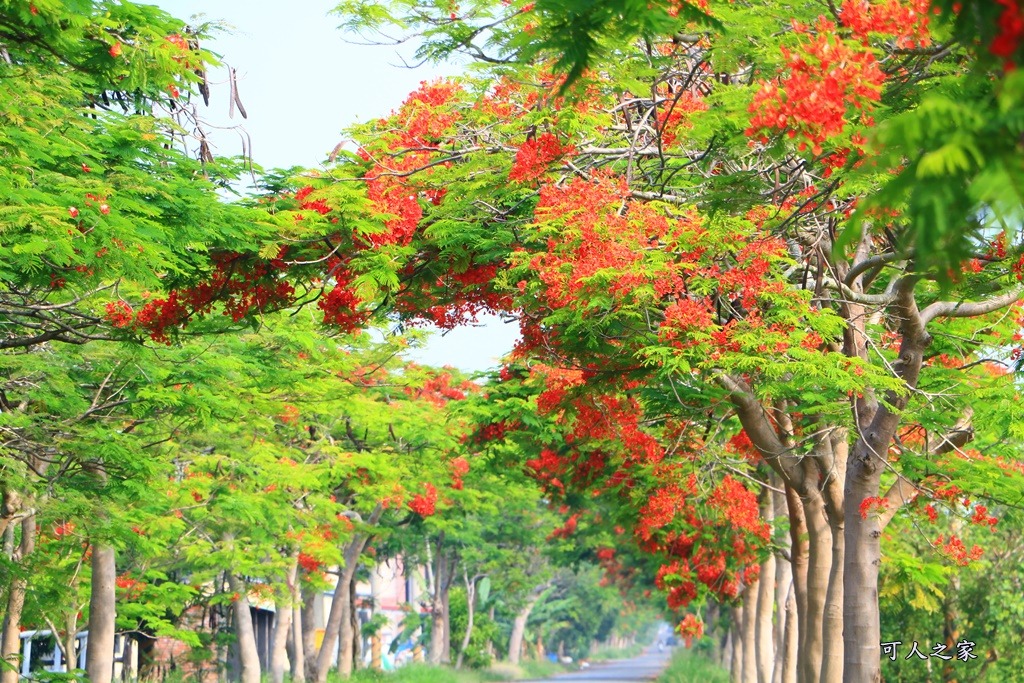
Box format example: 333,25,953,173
523,648,674,682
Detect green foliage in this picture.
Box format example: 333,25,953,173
342,664,506,683
448,587,499,669
520,0,721,90
657,648,729,683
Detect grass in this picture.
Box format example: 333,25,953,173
518,659,574,679
325,656,579,683
656,649,730,683
340,664,494,683
320,644,647,683
587,642,645,662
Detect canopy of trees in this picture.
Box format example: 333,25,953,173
3,1,1024,683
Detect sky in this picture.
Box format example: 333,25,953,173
157,0,521,374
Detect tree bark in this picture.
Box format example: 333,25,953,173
800,493,831,683
316,505,381,683
301,583,317,682
455,572,477,669
507,593,541,666
427,534,446,666
741,581,758,683
330,573,356,677
772,486,792,683
819,517,844,683
842,466,884,683
346,575,360,672
730,606,743,683
322,567,352,678
63,610,80,673
785,486,808,683
369,562,383,671
291,601,305,683
1,514,35,683
270,556,298,683
86,541,117,683
756,489,776,683
780,587,799,683
428,602,445,665
227,572,261,683
841,278,927,683
440,559,452,665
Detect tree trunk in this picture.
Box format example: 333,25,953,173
330,573,354,677
722,626,734,672
290,571,306,683
322,570,349,678
427,533,446,666
799,493,831,683
1,514,36,683
316,506,381,683
507,595,540,665
346,575,360,672
455,572,477,670
440,563,451,665
780,588,799,683
485,605,495,657
428,604,445,665
756,557,777,683
756,490,776,683
369,563,383,671
730,606,743,683
301,583,317,682
86,541,117,683
63,610,80,673
270,556,297,683
227,572,262,683
772,546,793,683
0,488,22,541
772,482,792,683
819,516,845,683
785,486,808,683
741,581,758,683
291,602,305,683
842,468,883,683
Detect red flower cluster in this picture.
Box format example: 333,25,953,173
298,552,324,573
115,573,146,600
112,254,297,343
747,18,885,154
318,266,369,332
656,560,698,609
992,0,1024,64
970,504,998,528
726,430,761,462
548,512,581,539
53,521,75,538
105,300,134,328
449,456,470,490
279,404,300,425
409,483,438,516
509,133,574,184
923,503,938,523
677,613,704,648
840,0,932,49
655,92,707,147
934,534,984,566
405,369,474,407
859,496,890,519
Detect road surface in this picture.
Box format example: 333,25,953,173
523,648,674,682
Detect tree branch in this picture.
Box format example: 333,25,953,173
920,286,1024,325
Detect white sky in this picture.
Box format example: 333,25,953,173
158,0,520,374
